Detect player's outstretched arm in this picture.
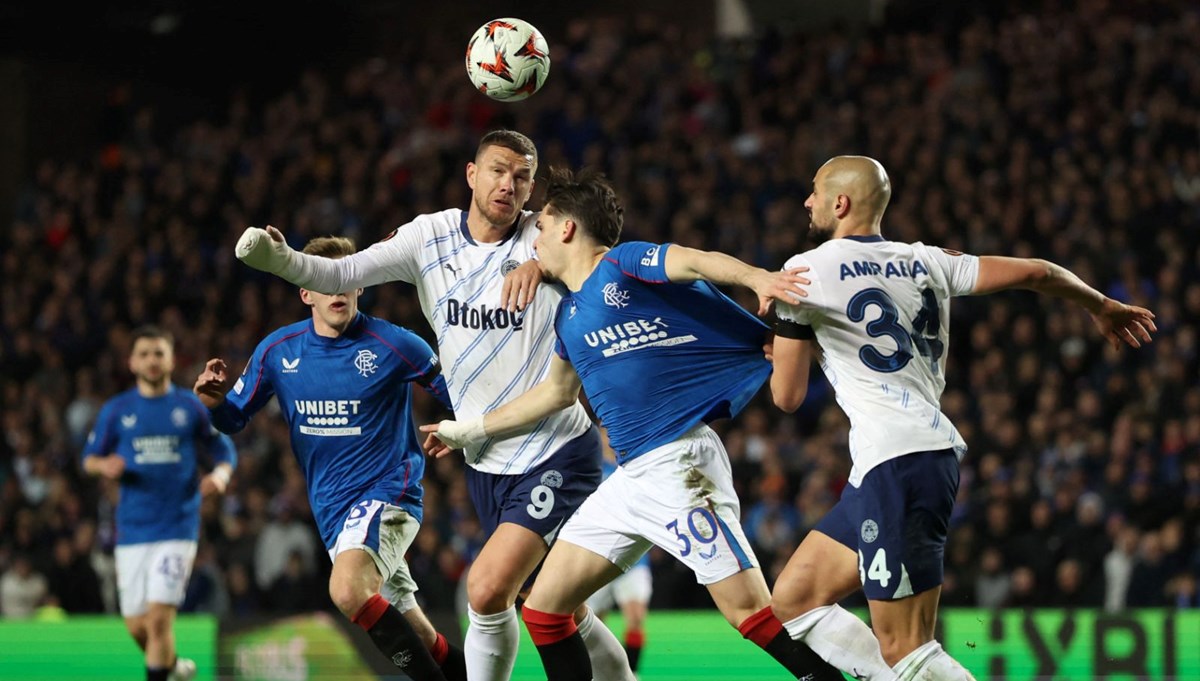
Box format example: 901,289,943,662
663,245,809,315
420,355,582,457
973,256,1157,350
236,225,401,294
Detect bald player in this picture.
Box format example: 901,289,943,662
766,156,1156,680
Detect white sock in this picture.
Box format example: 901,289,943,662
783,605,898,680
576,606,637,681
892,641,975,680
465,605,519,681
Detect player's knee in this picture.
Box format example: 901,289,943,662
328,579,372,619
466,571,517,614
124,617,147,642
771,572,837,621
143,611,173,639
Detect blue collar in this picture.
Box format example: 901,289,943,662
843,234,887,243
459,210,520,246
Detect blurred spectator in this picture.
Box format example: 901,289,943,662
0,555,49,617
1006,566,1040,608
225,562,262,617
267,550,321,614
253,499,319,593
1104,524,1140,611
1167,573,1200,609
1127,532,1170,607
44,536,104,613
974,547,1010,609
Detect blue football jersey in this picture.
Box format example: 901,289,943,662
211,312,449,548
83,386,237,545
554,242,771,464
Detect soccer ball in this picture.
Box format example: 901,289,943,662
465,18,551,102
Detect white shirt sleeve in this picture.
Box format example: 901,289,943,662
774,253,820,325
283,220,424,293
917,244,981,297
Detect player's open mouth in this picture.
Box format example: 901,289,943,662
330,302,347,311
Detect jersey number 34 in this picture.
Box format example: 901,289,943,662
847,288,944,374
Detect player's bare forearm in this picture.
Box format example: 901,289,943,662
664,246,758,286
974,257,1103,309
420,356,582,454
975,256,1156,349
665,246,808,314
484,365,581,437
83,454,124,480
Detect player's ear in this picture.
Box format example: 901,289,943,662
836,194,852,218
299,289,314,306
466,161,477,190
562,218,576,242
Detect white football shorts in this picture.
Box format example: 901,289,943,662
559,424,759,585
587,562,653,613
328,499,421,612
115,539,198,617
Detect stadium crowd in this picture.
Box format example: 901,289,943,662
2,1,1199,621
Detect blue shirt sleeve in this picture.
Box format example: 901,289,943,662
82,399,118,461
212,338,278,433
605,242,672,284
189,395,238,468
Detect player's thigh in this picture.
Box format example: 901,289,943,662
468,522,552,608
772,501,862,620
854,450,959,603
524,539,626,615
330,500,420,611
621,426,760,586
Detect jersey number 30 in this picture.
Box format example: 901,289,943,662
846,288,944,374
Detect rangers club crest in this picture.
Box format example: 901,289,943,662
355,349,379,377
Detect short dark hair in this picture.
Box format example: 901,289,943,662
130,324,173,350
543,166,623,248
477,129,538,168
302,236,357,258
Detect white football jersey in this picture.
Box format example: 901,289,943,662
285,208,592,474
775,236,980,486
